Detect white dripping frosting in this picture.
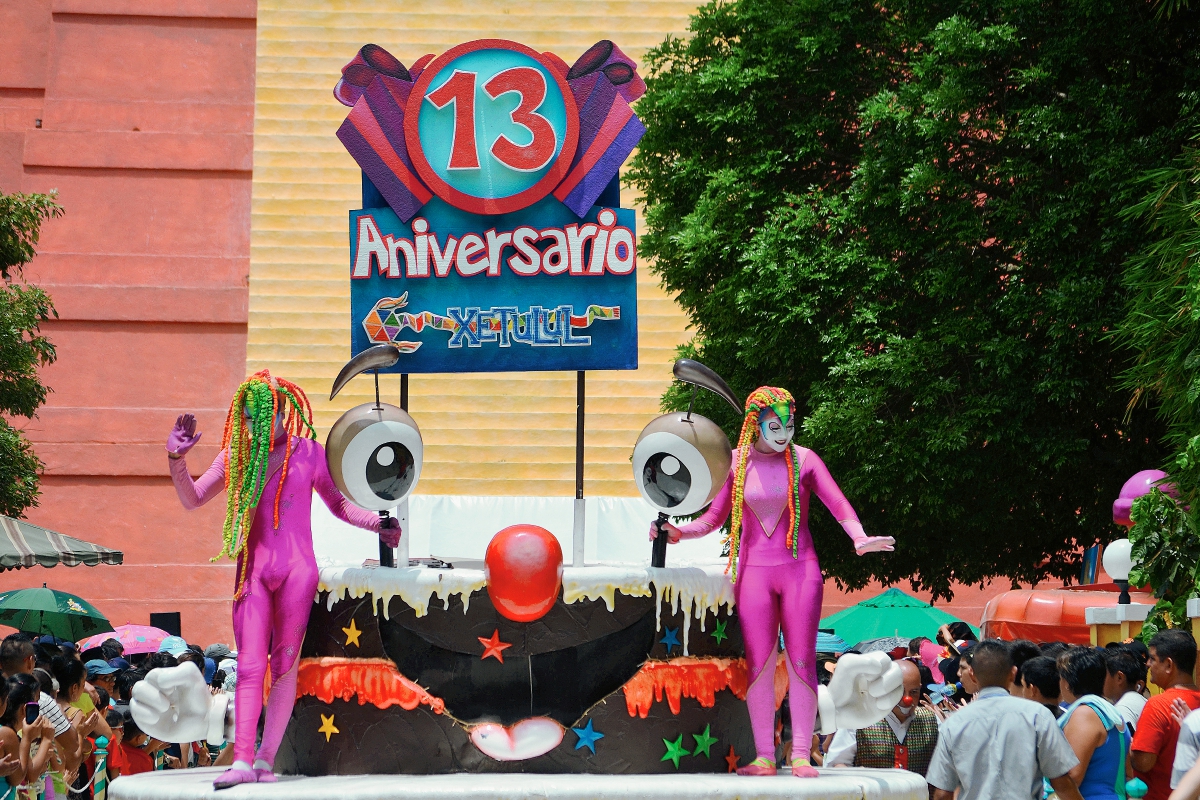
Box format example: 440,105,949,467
317,561,735,656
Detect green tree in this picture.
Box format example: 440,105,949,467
0,190,60,517
1115,142,1200,634
631,0,1200,598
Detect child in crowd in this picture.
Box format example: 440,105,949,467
112,713,154,777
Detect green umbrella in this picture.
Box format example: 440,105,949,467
819,588,979,646
0,584,114,641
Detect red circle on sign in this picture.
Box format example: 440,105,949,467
405,39,579,216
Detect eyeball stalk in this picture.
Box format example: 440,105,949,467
633,359,738,568
328,344,420,568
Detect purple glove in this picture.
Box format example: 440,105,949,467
167,413,202,457
380,516,401,549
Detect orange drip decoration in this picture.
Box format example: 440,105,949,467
296,657,445,714
622,656,790,718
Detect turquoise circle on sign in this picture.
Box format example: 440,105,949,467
413,46,574,212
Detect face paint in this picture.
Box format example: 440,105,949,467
244,397,285,441
757,407,795,453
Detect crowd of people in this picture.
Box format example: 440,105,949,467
806,623,1200,800
0,631,236,799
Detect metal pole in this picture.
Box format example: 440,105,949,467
572,371,586,567
396,373,411,567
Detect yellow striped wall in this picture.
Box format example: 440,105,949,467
250,1,702,497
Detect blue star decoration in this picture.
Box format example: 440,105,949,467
660,627,680,654
572,718,604,754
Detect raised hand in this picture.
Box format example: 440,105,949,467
648,520,682,544
167,413,202,458
380,516,401,549
130,663,213,743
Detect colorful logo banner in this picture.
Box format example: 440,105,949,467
336,39,644,373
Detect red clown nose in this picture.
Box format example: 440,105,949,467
484,524,564,622
901,694,915,706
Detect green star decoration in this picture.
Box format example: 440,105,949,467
711,619,728,645
692,724,718,758
661,735,689,769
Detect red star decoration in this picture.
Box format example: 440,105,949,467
478,629,512,663
724,745,739,773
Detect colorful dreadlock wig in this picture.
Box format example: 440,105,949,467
724,386,801,582
217,369,317,597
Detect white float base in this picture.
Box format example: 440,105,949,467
109,767,927,800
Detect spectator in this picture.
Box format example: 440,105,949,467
1019,656,1065,718
0,674,57,792
826,659,940,780
85,659,118,696
1057,647,1130,799
1105,647,1149,730
114,712,154,776
99,640,124,663
0,634,81,773
1131,630,1200,799
103,709,124,781
114,670,146,705
1010,640,1043,672
204,644,233,663
926,639,1083,800
1043,642,1071,661
910,637,931,657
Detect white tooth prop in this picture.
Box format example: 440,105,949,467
470,717,564,761
318,562,734,656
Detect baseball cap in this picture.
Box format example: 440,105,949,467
158,636,188,657
204,643,233,661
85,659,118,680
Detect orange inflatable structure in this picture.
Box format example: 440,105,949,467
981,586,1155,644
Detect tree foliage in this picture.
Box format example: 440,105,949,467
1116,137,1200,631
630,0,1200,597
0,191,60,517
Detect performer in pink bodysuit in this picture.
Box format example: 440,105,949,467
653,386,893,777
167,370,398,789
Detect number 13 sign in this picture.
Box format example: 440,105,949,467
406,40,579,216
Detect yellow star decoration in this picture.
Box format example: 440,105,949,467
318,713,339,742
342,618,362,648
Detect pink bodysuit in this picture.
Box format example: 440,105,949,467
170,436,381,767
677,445,861,764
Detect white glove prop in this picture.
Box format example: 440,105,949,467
130,663,235,744
814,651,905,735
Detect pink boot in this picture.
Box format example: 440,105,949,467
791,758,819,778
213,767,258,790
255,769,278,783
736,757,777,776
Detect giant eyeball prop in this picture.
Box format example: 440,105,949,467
632,413,732,516
326,403,423,511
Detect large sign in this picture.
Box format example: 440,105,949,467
334,39,646,373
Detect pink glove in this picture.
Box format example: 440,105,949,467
167,413,202,457
841,519,895,555
380,517,401,549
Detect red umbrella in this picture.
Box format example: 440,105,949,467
79,623,171,655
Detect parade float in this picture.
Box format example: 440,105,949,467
115,38,926,800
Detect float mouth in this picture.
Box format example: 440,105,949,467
470,717,564,761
